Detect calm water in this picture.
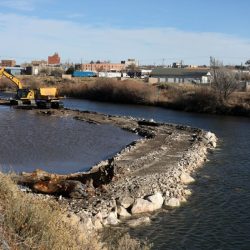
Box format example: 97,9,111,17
1,95,250,249
63,98,250,250
0,105,139,174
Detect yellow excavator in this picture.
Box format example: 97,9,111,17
0,67,63,108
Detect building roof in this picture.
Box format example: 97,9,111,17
151,67,210,78
0,66,24,70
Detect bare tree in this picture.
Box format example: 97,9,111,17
39,68,50,76
245,60,250,70
210,57,238,102
51,68,63,77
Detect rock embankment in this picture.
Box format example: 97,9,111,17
18,108,217,230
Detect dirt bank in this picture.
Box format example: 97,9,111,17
15,108,217,230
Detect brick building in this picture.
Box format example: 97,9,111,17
81,61,125,72
1,60,16,67
31,60,47,66
48,53,60,65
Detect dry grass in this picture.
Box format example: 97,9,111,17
158,83,220,113
229,92,250,107
0,173,151,250
0,173,101,250
55,78,250,116
19,76,41,89
1,74,249,116
59,78,156,104
0,78,14,90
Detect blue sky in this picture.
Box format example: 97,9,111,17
0,0,250,65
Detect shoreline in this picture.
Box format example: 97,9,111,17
15,108,217,230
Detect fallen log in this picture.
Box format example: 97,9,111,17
33,179,91,198
14,165,114,198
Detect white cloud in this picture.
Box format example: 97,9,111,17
0,0,36,11
0,13,250,65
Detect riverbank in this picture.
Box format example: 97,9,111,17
0,173,102,249
12,108,217,233
1,76,250,117
58,79,250,117
4,75,250,117
0,173,148,249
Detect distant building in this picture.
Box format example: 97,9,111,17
25,66,39,75
172,62,183,68
98,72,122,78
81,61,126,72
1,60,16,67
125,59,139,67
48,53,60,65
1,66,24,75
237,81,250,92
150,67,211,84
31,60,47,66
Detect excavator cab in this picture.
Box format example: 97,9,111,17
16,88,35,100
9,88,36,105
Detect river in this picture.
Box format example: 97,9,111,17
0,104,139,174
63,98,250,250
1,96,250,249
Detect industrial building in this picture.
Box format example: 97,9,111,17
0,66,24,75
149,67,211,84
1,60,16,67
48,53,60,65
80,61,126,72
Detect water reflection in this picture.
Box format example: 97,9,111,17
0,105,139,174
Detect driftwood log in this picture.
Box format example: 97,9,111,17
14,163,114,198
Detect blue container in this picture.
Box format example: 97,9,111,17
73,71,96,77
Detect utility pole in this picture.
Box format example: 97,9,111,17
162,58,165,67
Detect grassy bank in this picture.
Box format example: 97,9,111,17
158,83,250,116
58,78,250,116
0,173,100,249
0,173,149,250
59,78,156,104
1,75,249,116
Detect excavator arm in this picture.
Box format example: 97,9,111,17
0,67,63,108
0,67,23,89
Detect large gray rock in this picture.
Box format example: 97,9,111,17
204,131,217,147
131,198,153,214
180,172,195,184
184,189,192,196
117,206,131,218
127,217,151,228
118,196,134,209
165,197,180,208
92,217,103,230
131,194,164,214
66,180,88,198
146,192,164,209
105,211,119,225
